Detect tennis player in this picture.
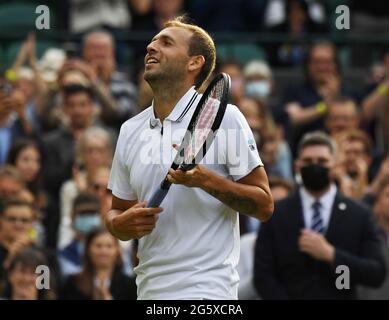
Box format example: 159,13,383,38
106,16,274,300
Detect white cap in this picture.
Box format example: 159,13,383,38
243,60,272,79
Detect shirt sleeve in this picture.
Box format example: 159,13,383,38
221,104,263,181
108,123,137,200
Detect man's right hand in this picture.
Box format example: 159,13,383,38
107,201,163,241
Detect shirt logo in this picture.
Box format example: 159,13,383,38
248,138,256,151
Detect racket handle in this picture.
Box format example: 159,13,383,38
179,163,197,171
146,178,172,208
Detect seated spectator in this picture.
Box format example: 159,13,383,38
239,96,275,138
41,84,99,248
325,96,360,138
6,139,46,211
269,176,295,201
86,166,112,219
59,127,112,249
254,131,386,299
267,0,328,67
0,248,57,300
63,30,138,129
361,47,389,154
58,193,102,278
0,166,25,200
219,61,245,105
8,33,48,134
0,198,58,284
243,60,274,106
61,228,137,300
0,75,36,165
332,130,373,201
6,139,48,245
278,41,357,155
259,133,293,181
359,178,389,299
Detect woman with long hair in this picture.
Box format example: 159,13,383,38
6,139,45,204
60,228,136,300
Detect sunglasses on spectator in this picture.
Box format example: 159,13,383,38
3,216,33,224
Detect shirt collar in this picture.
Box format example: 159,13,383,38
300,183,337,210
150,86,198,123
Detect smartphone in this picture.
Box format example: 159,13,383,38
64,42,78,59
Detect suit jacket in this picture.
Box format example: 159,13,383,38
253,189,386,300
358,231,389,300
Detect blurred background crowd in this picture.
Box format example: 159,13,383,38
0,0,389,300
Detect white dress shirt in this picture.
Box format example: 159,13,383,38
299,184,337,232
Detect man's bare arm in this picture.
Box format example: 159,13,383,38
168,165,274,221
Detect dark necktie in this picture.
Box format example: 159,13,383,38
311,201,324,234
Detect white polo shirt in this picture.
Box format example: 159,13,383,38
108,86,263,300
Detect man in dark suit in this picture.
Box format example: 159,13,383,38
254,131,386,299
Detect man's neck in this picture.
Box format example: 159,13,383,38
152,82,194,122
69,126,87,141
305,184,332,200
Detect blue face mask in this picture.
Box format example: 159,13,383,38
74,213,101,235
245,80,270,98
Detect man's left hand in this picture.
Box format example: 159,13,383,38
298,229,335,264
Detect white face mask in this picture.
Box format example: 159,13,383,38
245,80,271,98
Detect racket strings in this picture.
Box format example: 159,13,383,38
183,80,226,164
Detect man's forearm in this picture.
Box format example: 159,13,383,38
201,171,273,221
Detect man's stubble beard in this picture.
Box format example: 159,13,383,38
144,59,188,91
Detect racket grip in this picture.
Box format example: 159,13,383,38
146,179,172,208
179,163,197,171
146,187,169,208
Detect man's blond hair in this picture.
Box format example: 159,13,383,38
164,16,216,90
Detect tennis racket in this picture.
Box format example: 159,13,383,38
147,73,231,208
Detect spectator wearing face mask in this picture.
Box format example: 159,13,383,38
58,193,102,278
243,60,274,106
254,131,386,299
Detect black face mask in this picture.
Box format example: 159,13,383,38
300,164,330,192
